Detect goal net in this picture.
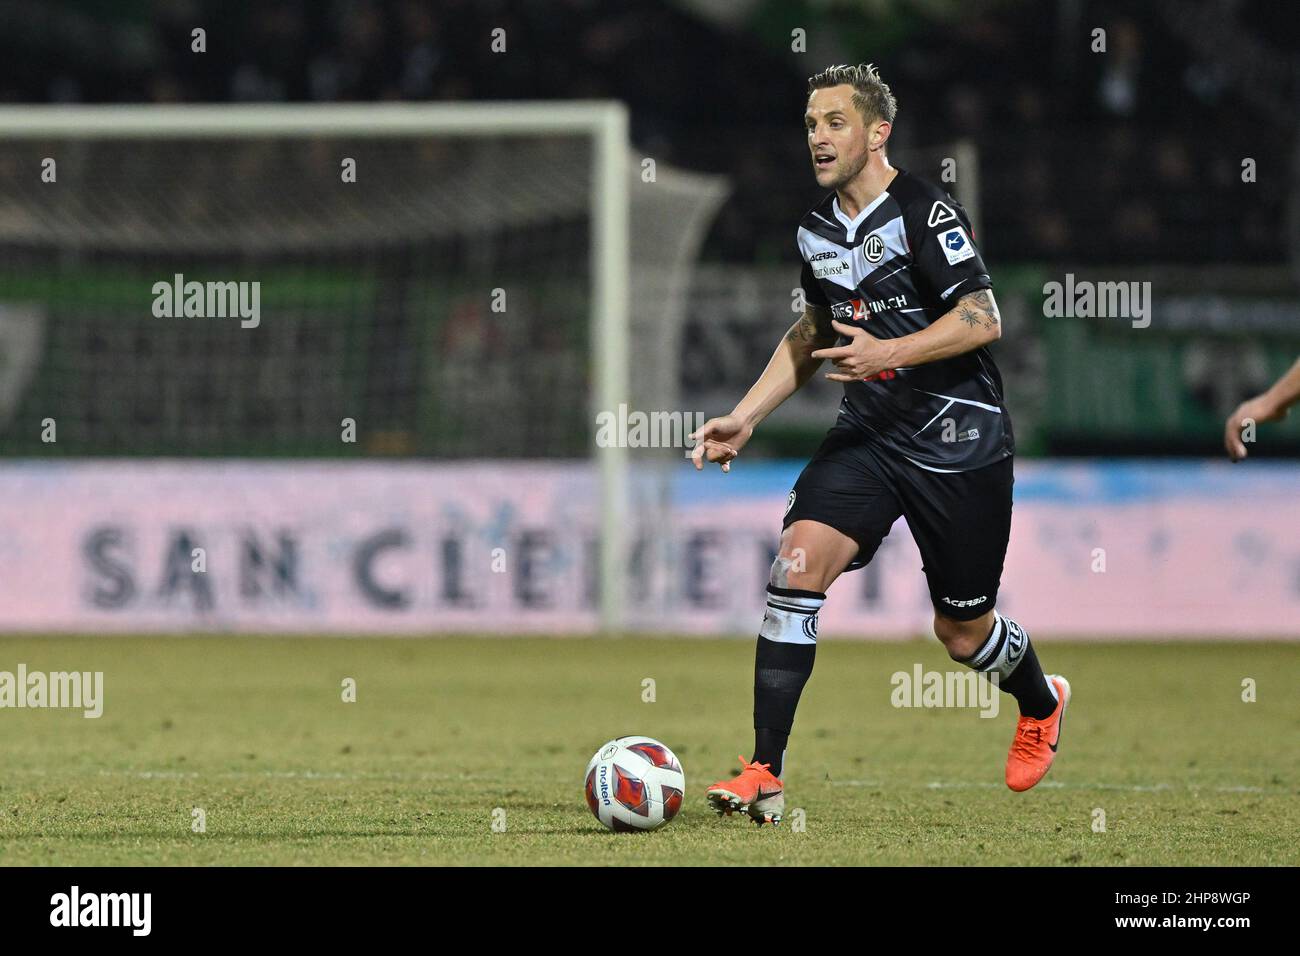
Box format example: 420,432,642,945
0,105,730,452
0,104,729,629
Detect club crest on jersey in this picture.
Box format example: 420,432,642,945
862,233,885,264
939,227,975,265
927,201,957,228
831,299,868,322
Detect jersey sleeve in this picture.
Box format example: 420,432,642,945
799,259,831,308
904,197,992,307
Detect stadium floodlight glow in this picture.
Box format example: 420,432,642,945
0,102,631,631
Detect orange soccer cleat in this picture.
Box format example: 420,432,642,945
1006,674,1072,792
706,756,786,826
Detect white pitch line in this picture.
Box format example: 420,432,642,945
84,769,500,782
827,780,1265,794
3,768,1273,794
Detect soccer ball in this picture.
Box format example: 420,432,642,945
584,735,686,832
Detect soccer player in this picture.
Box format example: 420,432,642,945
1224,357,1300,460
690,63,1069,825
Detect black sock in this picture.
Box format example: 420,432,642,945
753,727,789,775
751,585,823,777
999,641,1057,719
959,612,1058,720
753,637,815,776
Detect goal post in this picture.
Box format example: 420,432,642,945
0,100,670,632
589,104,631,636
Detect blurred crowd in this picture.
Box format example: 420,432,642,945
0,0,1291,266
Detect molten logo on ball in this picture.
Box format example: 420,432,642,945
583,735,686,832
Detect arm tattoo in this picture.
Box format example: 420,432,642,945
786,305,836,345
954,289,1000,331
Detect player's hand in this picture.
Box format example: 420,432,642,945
689,415,752,473
1224,394,1286,461
812,320,897,383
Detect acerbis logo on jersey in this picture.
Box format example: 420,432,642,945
939,227,975,265
926,201,957,228
809,249,850,278
862,233,885,263
785,490,796,516
941,594,987,608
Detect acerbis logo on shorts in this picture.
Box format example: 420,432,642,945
785,490,796,516
941,595,987,608
803,613,819,640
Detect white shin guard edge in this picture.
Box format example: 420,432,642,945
759,588,823,645
967,611,1029,681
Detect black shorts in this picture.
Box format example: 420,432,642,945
781,426,1013,621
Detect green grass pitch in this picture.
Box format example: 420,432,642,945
0,635,1295,866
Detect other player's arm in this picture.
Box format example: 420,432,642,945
813,289,1001,383
1224,355,1300,461
690,303,836,471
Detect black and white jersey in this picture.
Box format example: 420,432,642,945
797,167,1014,472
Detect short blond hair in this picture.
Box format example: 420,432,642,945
807,63,897,125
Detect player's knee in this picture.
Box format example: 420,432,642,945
933,611,990,659
770,550,826,594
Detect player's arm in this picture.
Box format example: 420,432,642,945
813,289,1000,382
741,303,838,421
1224,356,1300,461
690,303,835,471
